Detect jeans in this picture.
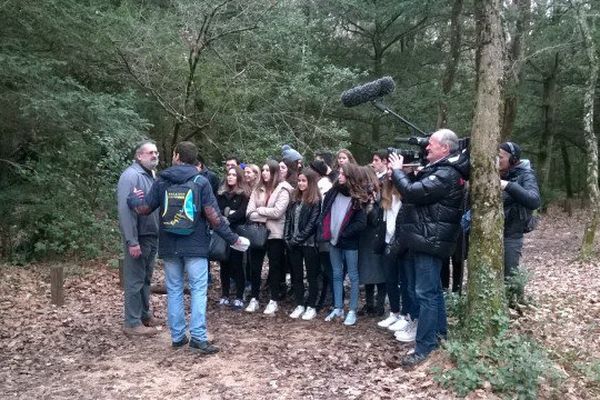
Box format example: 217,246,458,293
413,251,447,356
288,245,321,307
330,246,359,311
163,256,209,343
504,237,523,278
123,236,157,328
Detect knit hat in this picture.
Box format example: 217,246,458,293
309,159,328,177
499,141,521,161
281,144,302,164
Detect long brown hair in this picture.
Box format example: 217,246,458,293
380,175,400,210
256,159,282,193
293,168,321,205
218,166,250,197
339,163,369,205
359,165,380,198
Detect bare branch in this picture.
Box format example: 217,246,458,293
381,16,429,54
116,48,183,121
0,158,35,173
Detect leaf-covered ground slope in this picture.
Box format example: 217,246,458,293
1,207,598,399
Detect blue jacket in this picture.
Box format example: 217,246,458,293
129,164,239,258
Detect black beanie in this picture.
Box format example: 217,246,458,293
310,159,328,177
499,142,521,160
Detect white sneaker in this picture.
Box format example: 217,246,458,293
263,300,278,315
232,299,244,309
245,298,259,313
218,298,230,306
388,315,410,332
377,312,400,328
324,308,344,322
301,307,317,320
343,310,357,326
394,319,418,342
289,305,305,319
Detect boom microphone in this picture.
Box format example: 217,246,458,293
340,76,396,107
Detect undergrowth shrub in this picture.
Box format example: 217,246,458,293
438,270,563,399
433,333,564,399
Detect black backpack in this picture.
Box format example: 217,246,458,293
160,179,200,235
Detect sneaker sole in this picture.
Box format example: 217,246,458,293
395,336,416,342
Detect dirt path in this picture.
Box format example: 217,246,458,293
1,207,598,399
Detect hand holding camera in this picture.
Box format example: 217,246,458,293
388,151,404,170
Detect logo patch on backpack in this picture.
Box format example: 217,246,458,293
161,180,199,235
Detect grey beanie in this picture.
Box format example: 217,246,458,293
281,144,302,163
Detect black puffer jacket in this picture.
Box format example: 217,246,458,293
392,153,468,258
284,201,321,247
502,160,540,239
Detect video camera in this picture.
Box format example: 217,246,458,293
386,137,430,166
387,136,470,166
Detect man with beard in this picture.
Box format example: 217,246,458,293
117,140,162,336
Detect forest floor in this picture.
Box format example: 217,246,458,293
1,207,599,399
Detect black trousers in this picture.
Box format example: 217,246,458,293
317,249,334,309
365,283,386,309
220,249,245,300
248,239,285,301
288,245,321,308
441,230,467,293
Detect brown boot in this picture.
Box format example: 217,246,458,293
142,317,165,327
123,324,159,336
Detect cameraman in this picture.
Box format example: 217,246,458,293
389,129,468,368
498,142,540,278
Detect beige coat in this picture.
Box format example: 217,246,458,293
247,181,293,239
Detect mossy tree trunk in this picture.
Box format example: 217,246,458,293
463,0,507,338
574,1,600,260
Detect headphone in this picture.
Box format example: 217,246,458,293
505,141,519,166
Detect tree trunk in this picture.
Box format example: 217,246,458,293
463,0,507,339
575,1,600,260
537,53,560,210
560,139,573,215
436,0,463,129
499,0,531,141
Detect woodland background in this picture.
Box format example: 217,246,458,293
1,0,598,260
1,1,600,398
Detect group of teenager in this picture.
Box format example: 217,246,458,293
118,130,540,366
